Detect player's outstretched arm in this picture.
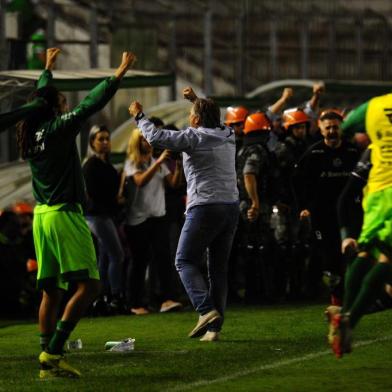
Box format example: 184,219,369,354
114,52,137,80
38,47,61,88
45,48,61,71
55,51,137,134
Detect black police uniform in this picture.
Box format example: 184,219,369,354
295,139,360,301
273,135,312,299
237,134,276,303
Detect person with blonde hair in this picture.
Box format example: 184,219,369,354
121,128,183,314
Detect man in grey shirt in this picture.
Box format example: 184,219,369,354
129,87,239,341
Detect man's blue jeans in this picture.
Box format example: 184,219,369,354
175,203,239,332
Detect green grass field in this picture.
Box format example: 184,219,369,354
1,304,392,391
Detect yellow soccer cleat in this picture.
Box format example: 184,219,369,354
39,351,81,378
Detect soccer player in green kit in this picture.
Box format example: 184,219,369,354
330,93,392,358
16,47,136,378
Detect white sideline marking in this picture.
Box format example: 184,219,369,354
170,335,392,391
74,349,189,356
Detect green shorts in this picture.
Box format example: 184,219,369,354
33,203,99,290
358,187,392,259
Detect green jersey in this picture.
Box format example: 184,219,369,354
341,101,368,137
28,70,120,206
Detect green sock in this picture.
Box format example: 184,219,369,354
47,320,76,355
349,263,392,328
342,256,373,313
39,333,54,351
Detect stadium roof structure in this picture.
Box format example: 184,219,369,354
0,69,175,93
212,79,392,110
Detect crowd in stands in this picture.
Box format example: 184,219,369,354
0,83,371,317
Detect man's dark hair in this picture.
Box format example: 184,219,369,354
193,98,221,129
319,111,343,122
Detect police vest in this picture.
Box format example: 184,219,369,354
237,142,276,207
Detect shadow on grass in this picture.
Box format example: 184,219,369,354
0,319,34,329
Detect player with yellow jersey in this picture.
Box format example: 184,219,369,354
329,93,392,358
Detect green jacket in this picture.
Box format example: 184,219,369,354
28,70,120,206
341,102,368,136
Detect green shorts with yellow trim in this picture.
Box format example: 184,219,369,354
358,187,392,259
33,203,99,290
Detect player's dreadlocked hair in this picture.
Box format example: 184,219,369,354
192,98,221,129
16,85,60,160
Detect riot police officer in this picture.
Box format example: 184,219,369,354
272,108,312,299
237,112,276,303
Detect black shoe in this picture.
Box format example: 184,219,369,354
92,298,110,317
108,298,128,315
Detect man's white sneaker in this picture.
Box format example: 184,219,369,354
200,331,220,342
188,310,221,338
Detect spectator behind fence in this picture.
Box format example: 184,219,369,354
83,125,125,314
120,128,183,315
